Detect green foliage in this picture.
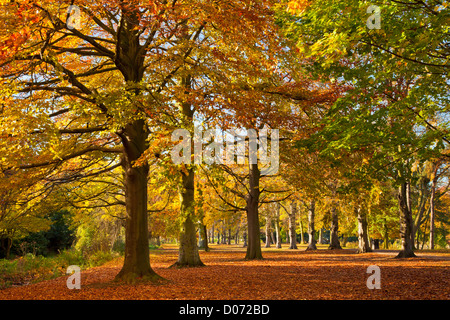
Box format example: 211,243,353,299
12,232,49,257
149,243,160,250
0,248,118,289
9,210,75,257
45,210,76,253
112,238,126,255
86,251,117,267
73,212,123,255
278,0,449,188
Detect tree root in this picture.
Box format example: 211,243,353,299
114,270,167,285
395,250,417,258
169,260,206,269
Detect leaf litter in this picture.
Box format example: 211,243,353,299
1,245,449,300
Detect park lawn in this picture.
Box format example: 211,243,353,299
0,244,449,300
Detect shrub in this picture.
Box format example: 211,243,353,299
0,248,118,289
10,210,75,257
56,249,85,268
87,251,117,268
74,217,123,255
112,238,125,254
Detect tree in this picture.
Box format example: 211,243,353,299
273,202,282,248
0,0,333,279
280,0,449,258
285,199,298,249
201,137,295,260
263,206,273,248
305,199,317,250
355,204,372,253
328,202,342,250
0,169,58,258
424,159,450,249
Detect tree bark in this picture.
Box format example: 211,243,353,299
274,203,282,248
264,214,271,248
172,71,204,267
288,200,298,249
306,199,317,251
115,120,162,283
328,204,342,250
1,238,12,259
299,219,305,244
172,168,204,267
245,163,263,260
355,206,372,253
429,163,438,250
396,181,417,258
209,222,215,243
199,224,209,252
318,228,324,244
221,223,226,244
112,11,164,282
412,176,429,249
382,218,389,249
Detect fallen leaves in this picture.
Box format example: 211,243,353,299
1,245,449,300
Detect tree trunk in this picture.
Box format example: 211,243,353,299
429,163,438,250
341,234,348,247
265,215,271,248
221,224,226,244
172,71,204,267
356,206,372,253
412,176,429,250
318,228,324,244
115,120,162,283
382,218,389,249
328,205,342,250
172,168,204,267
2,238,12,259
6,239,11,259
245,163,263,260
274,203,282,248
421,218,428,249
299,219,305,244
200,224,209,252
288,200,298,249
198,227,203,248
306,199,317,251
112,17,162,282
396,181,417,258
242,231,247,247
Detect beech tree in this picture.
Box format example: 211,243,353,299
285,199,298,249
280,0,449,257
305,199,317,250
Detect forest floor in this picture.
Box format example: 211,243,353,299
1,244,449,300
